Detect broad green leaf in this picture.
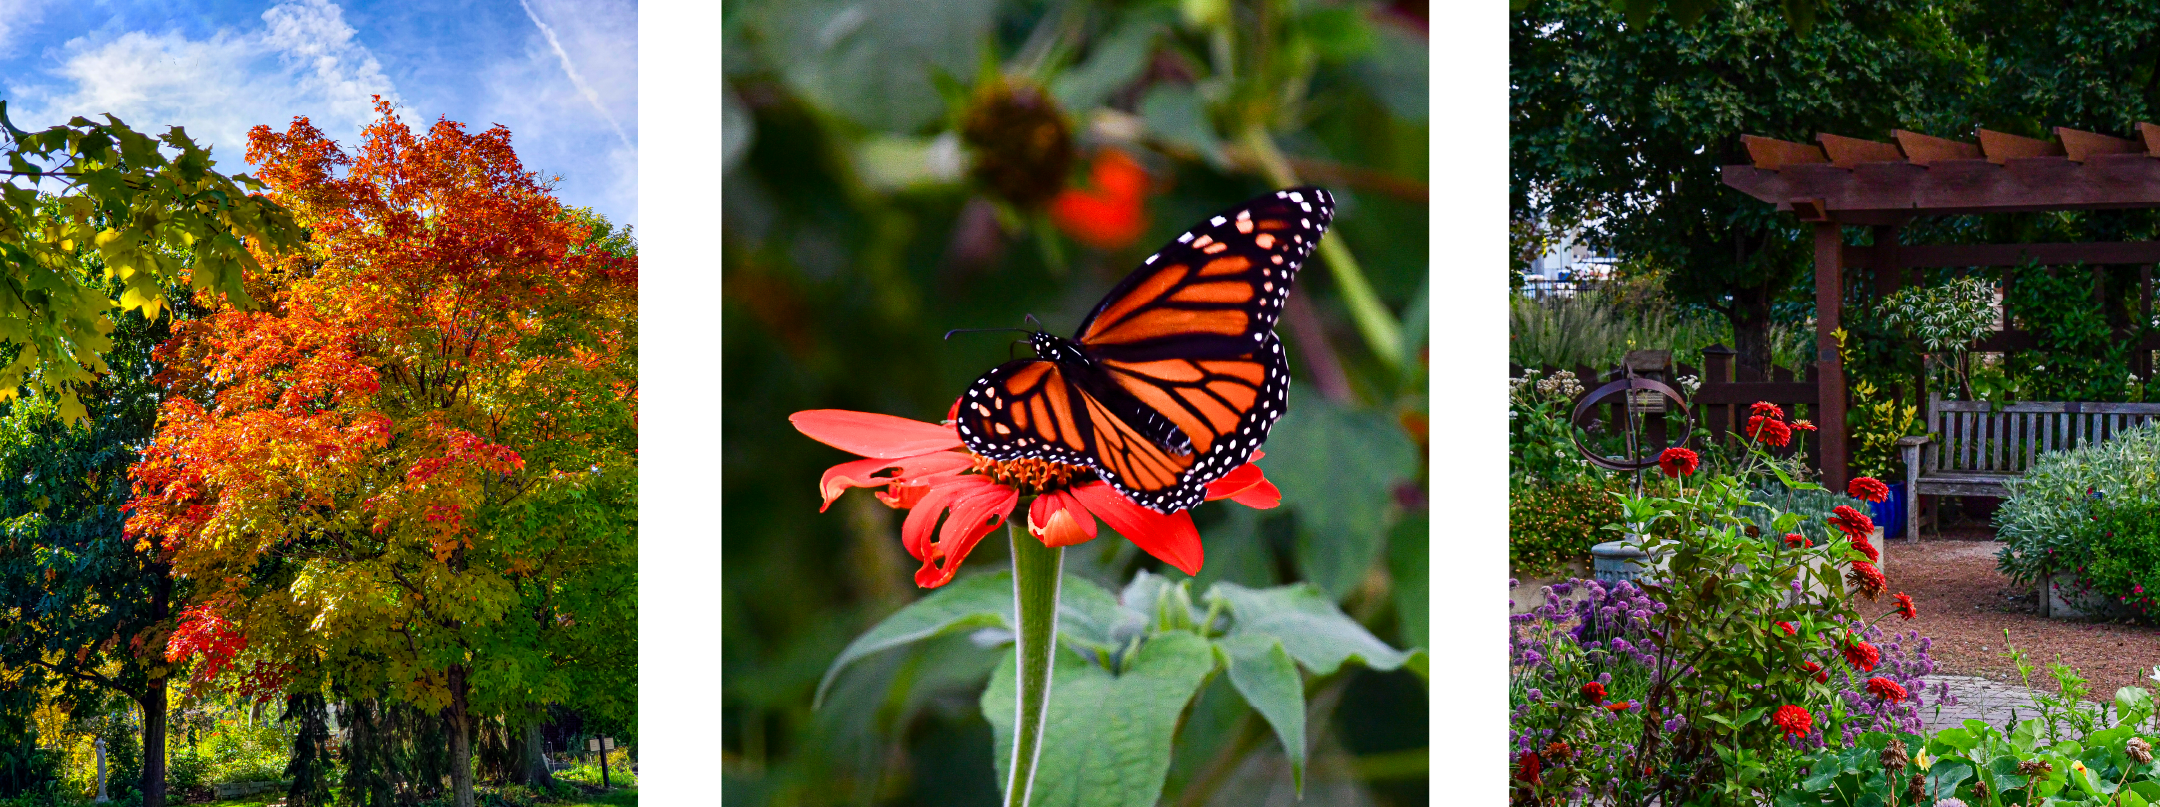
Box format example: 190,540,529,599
1207,581,1414,676
1925,758,1972,800
1387,515,1428,650
983,631,1218,807
1214,633,1305,794
1265,391,1419,600
749,0,997,132
817,571,1012,707
1051,13,1168,113
1060,574,1142,655
1138,84,1225,167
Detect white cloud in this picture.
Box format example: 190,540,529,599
0,0,53,58
3,0,401,166
480,0,636,224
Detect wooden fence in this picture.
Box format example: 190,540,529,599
1512,346,1826,471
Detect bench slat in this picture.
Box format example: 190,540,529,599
1934,400,2160,415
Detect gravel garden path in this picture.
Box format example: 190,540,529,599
1896,532,2160,699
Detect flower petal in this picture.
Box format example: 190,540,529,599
1071,482,1202,575
1226,479,1281,509
916,484,1019,588
817,452,974,511
1029,489,1098,548
1204,462,1281,509
791,409,963,458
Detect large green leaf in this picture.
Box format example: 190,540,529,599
749,0,997,132
1051,13,1169,113
982,631,1218,807
1207,581,1418,677
1264,391,1419,600
1214,633,1306,794
1387,515,1428,650
816,571,1129,706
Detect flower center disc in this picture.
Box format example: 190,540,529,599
972,455,1090,496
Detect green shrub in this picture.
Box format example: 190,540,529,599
1996,422,2160,605
1510,480,1623,574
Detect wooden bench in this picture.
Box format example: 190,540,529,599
1898,397,2160,541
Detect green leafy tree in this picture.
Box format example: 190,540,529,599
0,269,190,807
1511,0,1977,378
0,107,302,421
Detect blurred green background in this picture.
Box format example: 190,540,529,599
721,1,1431,804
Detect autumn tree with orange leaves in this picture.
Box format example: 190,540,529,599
126,101,635,807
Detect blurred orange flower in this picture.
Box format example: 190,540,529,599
1050,148,1153,250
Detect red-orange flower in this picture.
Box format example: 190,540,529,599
1050,148,1153,250
1771,705,1812,737
1783,533,1810,548
1866,676,1908,702
1747,415,1793,447
792,408,1277,588
1830,505,1875,541
1848,477,1890,503
1844,639,1881,672
1802,660,1827,683
1893,592,1917,620
1751,402,1786,420
1657,447,1699,478
1851,536,1880,563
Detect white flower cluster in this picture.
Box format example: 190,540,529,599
1676,374,1702,397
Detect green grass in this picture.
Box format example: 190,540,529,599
558,788,637,806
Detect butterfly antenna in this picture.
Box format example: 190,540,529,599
1023,313,1043,331
944,326,1031,341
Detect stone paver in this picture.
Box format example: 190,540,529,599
1917,675,2106,735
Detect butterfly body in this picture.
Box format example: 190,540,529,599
956,187,1335,512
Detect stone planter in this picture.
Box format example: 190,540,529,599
2042,572,2110,619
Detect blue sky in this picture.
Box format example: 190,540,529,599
0,0,637,229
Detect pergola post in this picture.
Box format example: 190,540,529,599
1814,222,1848,489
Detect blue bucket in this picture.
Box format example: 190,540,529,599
1870,483,1907,540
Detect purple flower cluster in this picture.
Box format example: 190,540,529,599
1825,623,1942,741
1511,579,1666,754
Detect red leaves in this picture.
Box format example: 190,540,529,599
165,604,246,682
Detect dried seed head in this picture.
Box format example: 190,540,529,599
1905,773,1925,804
2017,759,2052,777
2130,737,2154,765
1880,737,1908,772
1970,780,1990,801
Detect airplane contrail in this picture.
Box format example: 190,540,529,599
518,0,633,150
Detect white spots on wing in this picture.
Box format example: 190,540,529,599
1178,232,1194,243
1145,254,1158,264
1211,215,1227,226
1289,191,1304,203
1237,209,1252,221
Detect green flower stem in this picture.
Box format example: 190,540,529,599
1006,522,1063,807
1238,126,1403,370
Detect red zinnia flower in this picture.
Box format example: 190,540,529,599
1802,660,1827,683
1751,401,1786,419
1605,700,1633,712
1776,621,1797,637
1848,476,1891,504
1792,419,1817,432
1851,536,1880,563
1516,750,1542,784
1657,447,1700,478
1580,681,1607,704
1847,561,1887,601
1893,593,1917,620
1844,640,1881,672
1784,533,1811,548
1771,704,1813,737
1050,148,1152,250
1829,505,1875,540
792,408,1279,587
1866,676,1908,702
1747,415,1793,448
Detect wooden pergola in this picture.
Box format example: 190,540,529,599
1722,126,2160,488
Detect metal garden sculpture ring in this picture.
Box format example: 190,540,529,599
1569,377,1694,472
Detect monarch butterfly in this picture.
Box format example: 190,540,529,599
955,187,1336,512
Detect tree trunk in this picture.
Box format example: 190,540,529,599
1728,283,1777,381
139,678,167,807
520,718,554,788
448,667,475,807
